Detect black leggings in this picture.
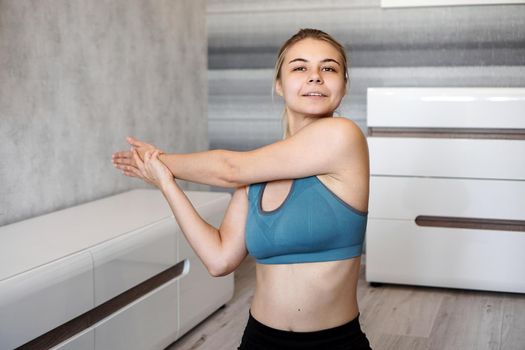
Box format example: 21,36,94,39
237,310,372,350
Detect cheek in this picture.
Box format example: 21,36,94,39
328,78,346,97
281,78,303,95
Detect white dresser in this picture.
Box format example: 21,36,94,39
365,88,525,293
0,189,234,350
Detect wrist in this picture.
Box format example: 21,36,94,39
158,153,175,176
160,178,177,193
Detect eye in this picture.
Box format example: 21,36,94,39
322,66,337,72
292,66,306,72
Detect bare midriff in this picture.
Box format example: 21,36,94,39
250,256,361,332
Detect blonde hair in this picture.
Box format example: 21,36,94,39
272,28,349,140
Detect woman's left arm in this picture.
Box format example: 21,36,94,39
113,137,234,188
113,117,364,188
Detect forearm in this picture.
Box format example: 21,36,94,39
159,149,235,188
160,180,227,276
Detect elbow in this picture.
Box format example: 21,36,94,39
222,150,241,188
209,269,231,278
208,266,224,278
207,258,230,278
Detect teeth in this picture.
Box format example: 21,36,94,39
306,93,323,96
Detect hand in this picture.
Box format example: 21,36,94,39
133,149,175,190
112,136,164,178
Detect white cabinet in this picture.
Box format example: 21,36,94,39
365,88,525,293
0,252,94,350
0,189,233,349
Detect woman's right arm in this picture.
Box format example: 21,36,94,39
161,180,249,277
136,149,249,277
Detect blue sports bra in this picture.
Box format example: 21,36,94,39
245,175,368,264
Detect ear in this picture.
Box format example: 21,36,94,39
275,79,283,96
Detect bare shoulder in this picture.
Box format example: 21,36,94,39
317,118,370,212
315,117,368,161
304,117,365,148
322,117,366,142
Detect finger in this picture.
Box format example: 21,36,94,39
113,149,135,161
113,158,134,167
127,136,146,148
115,163,140,174
123,166,142,178
113,155,135,166
112,151,132,160
132,149,153,183
144,150,153,162
122,169,136,177
132,148,146,171
151,149,160,159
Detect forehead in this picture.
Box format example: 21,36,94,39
285,38,342,62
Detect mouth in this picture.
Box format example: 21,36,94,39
302,92,328,97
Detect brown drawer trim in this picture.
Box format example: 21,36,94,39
368,127,525,140
16,260,186,350
415,215,525,232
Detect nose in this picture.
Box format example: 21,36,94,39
308,70,323,84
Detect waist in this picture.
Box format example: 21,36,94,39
246,308,363,339
251,257,361,331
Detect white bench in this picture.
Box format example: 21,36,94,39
0,189,234,349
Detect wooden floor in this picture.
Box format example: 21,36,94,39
166,256,525,350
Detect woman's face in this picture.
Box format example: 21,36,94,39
276,38,346,119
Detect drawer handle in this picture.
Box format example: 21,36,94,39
415,215,525,232
368,127,525,140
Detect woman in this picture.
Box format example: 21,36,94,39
112,28,372,349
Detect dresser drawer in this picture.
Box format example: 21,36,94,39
365,218,525,293
90,217,178,306
367,88,525,129
94,278,180,350
368,137,525,179
369,176,525,221
0,252,94,349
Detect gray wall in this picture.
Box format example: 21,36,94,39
207,0,525,151
0,0,208,226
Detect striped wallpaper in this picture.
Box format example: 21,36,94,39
207,0,525,151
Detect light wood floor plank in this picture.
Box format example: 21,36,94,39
359,282,444,338
372,334,430,350
500,293,525,350
427,290,505,350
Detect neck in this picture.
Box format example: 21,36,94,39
286,108,333,137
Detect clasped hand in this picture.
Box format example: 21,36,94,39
112,136,174,189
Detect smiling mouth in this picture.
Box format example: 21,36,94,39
302,92,327,97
